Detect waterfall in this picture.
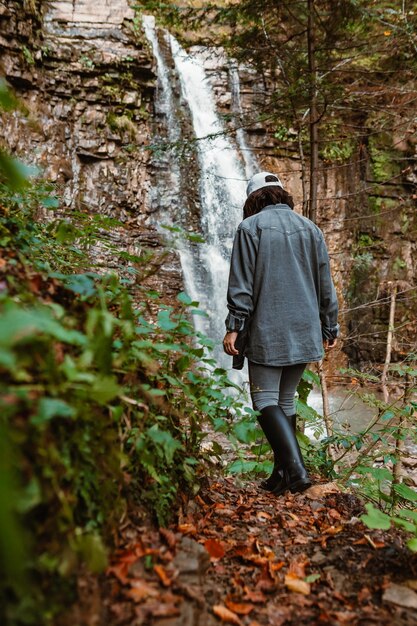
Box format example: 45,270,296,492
143,17,258,380
229,64,259,179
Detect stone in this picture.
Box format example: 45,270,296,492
383,583,417,610
173,537,210,585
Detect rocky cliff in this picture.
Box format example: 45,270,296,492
0,0,182,300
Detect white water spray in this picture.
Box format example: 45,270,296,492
143,17,259,377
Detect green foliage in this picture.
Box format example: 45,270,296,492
368,136,402,183
0,196,249,622
361,503,417,552
0,81,250,624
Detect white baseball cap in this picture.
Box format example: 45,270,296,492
246,171,284,197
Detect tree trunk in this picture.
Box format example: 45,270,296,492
317,359,335,461
307,0,318,223
381,283,397,403
391,373,412,507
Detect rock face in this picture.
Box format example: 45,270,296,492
0,0,183,301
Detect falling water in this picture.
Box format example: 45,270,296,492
229,64,259,179
142,16,202,319
144,17,259,378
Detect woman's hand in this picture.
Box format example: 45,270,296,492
223,331,239,355
323,338,338,351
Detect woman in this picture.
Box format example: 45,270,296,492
223,172,339,496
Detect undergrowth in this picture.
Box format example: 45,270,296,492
0,79,255,623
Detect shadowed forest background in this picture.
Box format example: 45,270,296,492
1,0,417,624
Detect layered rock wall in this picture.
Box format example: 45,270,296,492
0,0,182,300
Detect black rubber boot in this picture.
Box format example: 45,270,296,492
259,412,294,491
258,405,311,496
288,413,297,432
259,451,282,491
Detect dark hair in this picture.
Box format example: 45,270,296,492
243,186,294,219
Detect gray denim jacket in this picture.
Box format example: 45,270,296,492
225,204,339,368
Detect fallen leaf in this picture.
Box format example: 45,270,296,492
256,511,272,521
107,562,130,584
322,525,344,536
159,527,177,549
284,573,311,595
305,482,340,499
213,604,242,625
328,508,342,520
205,538,226,559
288,557,308,579
154,564,172,587
126,580,159,603
195,494,209,508
269,561,285,572
177,523,197,535
293,534,310,545
352,537,367,545
225,600,254,615
243,588,266,603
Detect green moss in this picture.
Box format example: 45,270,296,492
368,136,401,183
22,45,35,66
368,196,397,214
319,121,355,163
107,112,137,139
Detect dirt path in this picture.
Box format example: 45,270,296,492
95,477,417,626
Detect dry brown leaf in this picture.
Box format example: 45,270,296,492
225,600,255,615
177,523,197,535
284,574,311,595
256,511,272,521
328,508,342,520
213,604,242,625
205,538,226,559
269,561,285,572
107,562,130,585
305,482,340,499
126,580,159,603
323,525,344,536
352,537,367,545
243,588,266,604
293,534,310,545
288,557,308,579
154,564,172,587
159,527,177,549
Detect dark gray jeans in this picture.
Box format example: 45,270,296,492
248,361,307,414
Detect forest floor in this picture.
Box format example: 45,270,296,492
69,476,417,626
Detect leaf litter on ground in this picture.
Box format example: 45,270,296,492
99,476,417,625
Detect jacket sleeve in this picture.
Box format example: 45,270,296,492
317,236,339,340
225,225,258,332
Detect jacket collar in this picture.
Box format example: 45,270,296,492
260,203,293,212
